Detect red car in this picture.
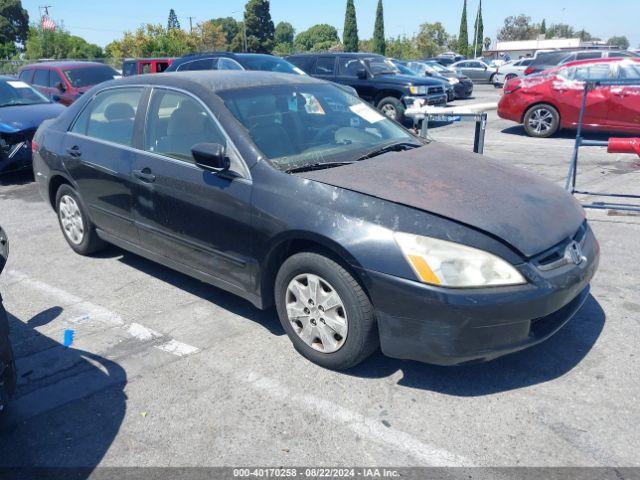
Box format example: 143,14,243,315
122,58,174,76
18,61,120,106
498,58,640,138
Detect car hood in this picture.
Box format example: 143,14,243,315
297,143,585,258
0,103,66,133
377,73,445,86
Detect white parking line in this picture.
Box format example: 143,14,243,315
5,270,200,358
241,371,470,466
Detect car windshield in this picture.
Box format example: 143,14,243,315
218,83,420,171
63,65,120,88
395,63,418,75
0,79,50,107
424,62,450,73
239,55,303,75
365,58,400,75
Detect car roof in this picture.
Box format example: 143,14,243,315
99,70,325,93
288,52,384,58
20,61,112,70
557,56,640,70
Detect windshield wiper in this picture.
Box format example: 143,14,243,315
356,141,421,161
285,161,353,174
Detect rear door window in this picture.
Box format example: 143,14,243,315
19,69,33,82
71,88,144,146
338,57,364,77
575,51,602,61
177,58,215,71
33,69,49,87
567,63,613,81
217,57,244,70
315,57,336,75
49,70,65,88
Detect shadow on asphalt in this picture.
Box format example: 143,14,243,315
0,306,126,472
346,295,605,396
116,250,285,337
0,170,34,187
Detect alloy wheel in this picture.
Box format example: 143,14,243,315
59,195,85,245
527,108,554,135
285,273,348,353
380,104,397,119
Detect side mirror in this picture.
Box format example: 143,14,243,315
0,227,8,275
55,81,66,92
191,143,230,173
356,68,367,79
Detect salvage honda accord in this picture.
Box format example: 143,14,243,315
32,71,599,369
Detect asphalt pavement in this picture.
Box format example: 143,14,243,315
0,84,639,469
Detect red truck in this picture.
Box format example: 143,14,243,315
122,58,174,76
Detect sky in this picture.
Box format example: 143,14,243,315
21,0,640,50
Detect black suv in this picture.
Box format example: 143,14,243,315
286,53,447,122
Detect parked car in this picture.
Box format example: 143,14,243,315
426,53,467,67
406,61,474,99
450,60,498,84
390,60,454,102
165,52,358,97
18,61,121,106
524,50,638,76
0,76,66,173
286,53,447,122
493,58,534,86
122,57,174,76
165,52,304,74
0,225,16,418
34,71,598,369
498,58,640,138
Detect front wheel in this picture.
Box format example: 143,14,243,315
56,184,106,255
376,97,405,122
275,251,378,370
523,103,560,138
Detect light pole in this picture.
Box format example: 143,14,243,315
232,10,248,52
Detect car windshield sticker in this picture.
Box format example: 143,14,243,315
302,93,325,115
7,81,30,89
350,103,384,124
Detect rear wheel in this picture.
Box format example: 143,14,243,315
377,97,405,122
56,184,106,255
275,251,378,370
523,104,560,138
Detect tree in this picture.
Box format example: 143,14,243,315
294,24,339,52
244,0,275,53
608,36,630,50
0,0,29,58
343,0,359,52
416,22,449,58
274,21,295,55
372,0,385,55
472,0,484,56
385,36,420,60
539,19,546,35
457,0,468,56
497,15,537,41
26,25,103,60
210,17,240,49
167,9,180,31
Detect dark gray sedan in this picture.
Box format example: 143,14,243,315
33,71,598,369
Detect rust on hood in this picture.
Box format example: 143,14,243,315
297,142,585,257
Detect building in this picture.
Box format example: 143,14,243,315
484,37,611,60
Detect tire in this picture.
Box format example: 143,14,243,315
376,97,405,122
275,251,378,370
523,103,560,138
489,73,496,84
55,184,106,255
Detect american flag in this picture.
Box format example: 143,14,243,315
41,15,56,31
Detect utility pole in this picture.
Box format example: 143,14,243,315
473,3,480,58
39,5,52,17
188,16,195,33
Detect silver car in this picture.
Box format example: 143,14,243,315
451,60,498,84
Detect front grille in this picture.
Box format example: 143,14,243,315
533,223,588,271
428,86,444,95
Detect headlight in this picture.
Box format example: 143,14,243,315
409,85,428,95
394,232,526,288
448,77,460,85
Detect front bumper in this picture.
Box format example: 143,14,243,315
363,225,599,366
452,80,473,98
403,93,447,108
